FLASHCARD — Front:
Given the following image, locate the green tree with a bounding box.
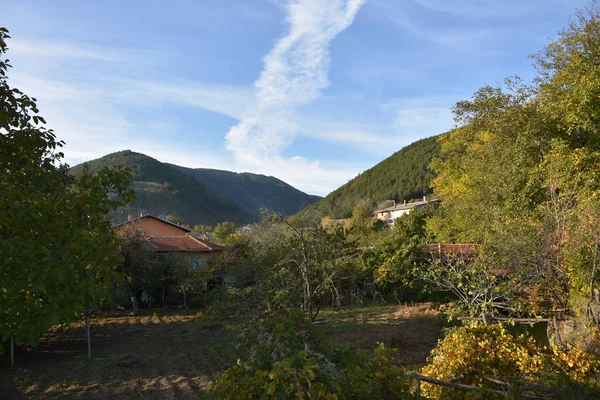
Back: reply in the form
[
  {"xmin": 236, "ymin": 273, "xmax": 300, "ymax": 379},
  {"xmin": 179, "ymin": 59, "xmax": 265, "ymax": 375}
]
[
  {"xmin": 362, "ymin": 207, "xmax": 434, "ymax": 301},
  {"xmin": 192, "ymin": 224, "xmax": 213, "ymax": 235},
  {"xmin": 213, "ymin": 221, "xmax": 238, "ymax": 243},
  {"xmin": 427, "ymin": 5, "xmax": 600, "ymax": 329},
  {"xmin": 0, "ymin": 28, "xmax": 134, "ymax": 349},
  {"xmin": 165, "ymin": 214, "xmax": 188, "ymax": 228},
  {"xmin": 349, "ymin": 200, "xmax": 373, "ymax": 235}
]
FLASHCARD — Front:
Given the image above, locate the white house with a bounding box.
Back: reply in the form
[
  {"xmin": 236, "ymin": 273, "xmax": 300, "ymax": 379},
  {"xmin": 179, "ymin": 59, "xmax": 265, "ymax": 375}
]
[{"xmin": 373, "ymin": 197, "xmax": 440, "ymax": 225}]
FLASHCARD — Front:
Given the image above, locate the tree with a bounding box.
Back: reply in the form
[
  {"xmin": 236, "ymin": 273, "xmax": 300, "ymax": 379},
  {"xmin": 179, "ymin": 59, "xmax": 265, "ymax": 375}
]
[
  {"xmin": 213, "ymin": 221, "xmax": 238, "ymax": 243},
  {"xmin": 363, "ymin": 207, "xmax": 434, "ymax": 301},
  {"xmin": 192, "ymin": 224, "xmax": 213, "ymax": 235},
  {"xmin": 0, "ymin": 28, "xmax": 134, "ymax": 349},
  {"xmin": 427, "ymin": 5, "xmax": 600, "ymax": 334},
  {"xmin": 349, "ymin": 200, "xmax": 373, "ymax": 235},
  {"xmin": 218, "ymin": 211, "xmax": 359, "ymax": 322},
  {"xmin": 165, "ymin": 214, "xmax": 189, "ymax": 228}
]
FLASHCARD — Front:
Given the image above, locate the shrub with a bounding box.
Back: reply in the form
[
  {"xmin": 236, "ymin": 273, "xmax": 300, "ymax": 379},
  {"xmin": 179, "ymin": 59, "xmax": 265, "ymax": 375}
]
[
  {"xmin": 420, "ymin": 323, "xmax": 544, "ymax": 399},
  {"xmin": 208, "ymin": 310, "xmax": 412, "ymax": 399}
]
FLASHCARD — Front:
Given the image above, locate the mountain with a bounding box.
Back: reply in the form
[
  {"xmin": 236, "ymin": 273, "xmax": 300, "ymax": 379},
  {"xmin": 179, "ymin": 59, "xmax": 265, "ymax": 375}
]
[
  {"xmin": 171, "ymin": 165, "xmax": 321, "ymax": 217},
  {"xmin": 70, "ymin": 151, "xmax": 256, "ymax": 226},
  {"xmin": 70, "ymin": 150, "xmax": 321, "ymax": 225},
  {"xmin": 314, "ymin": 135, "xmax": 441, "ymax": 219}
]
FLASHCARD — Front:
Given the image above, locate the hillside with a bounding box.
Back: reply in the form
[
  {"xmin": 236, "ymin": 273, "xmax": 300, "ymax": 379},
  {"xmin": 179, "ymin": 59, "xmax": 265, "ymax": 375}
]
[
  {"xmin": 70, "ymin": 151, "xmax": 256, "ymax": 226},
  {"xmin": 171, "ymin": 166, "xmax": 321, "ymax": 217},
  {"xmin": 315, "ymin": 135, "xmax": 441, "ymax": 218}
]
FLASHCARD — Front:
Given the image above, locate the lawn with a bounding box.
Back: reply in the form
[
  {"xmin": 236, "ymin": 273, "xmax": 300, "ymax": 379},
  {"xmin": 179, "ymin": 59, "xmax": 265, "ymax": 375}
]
[{"xmin": 0, "ymin": 304, "xmax": 449, "ymax": 399}]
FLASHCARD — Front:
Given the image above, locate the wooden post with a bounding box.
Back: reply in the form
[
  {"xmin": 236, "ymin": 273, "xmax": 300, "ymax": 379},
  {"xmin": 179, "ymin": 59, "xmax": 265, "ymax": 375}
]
[
  {"xmin": 10, "ymin": 336, "xmax": 14, "ymax": 367},
  {"xmin": 86, "ymin": 313, "xmax": 91, "ymax": 360},
  {"xmin": 415, "ymin": 376, "xmax": 421, "ymax": 399}
]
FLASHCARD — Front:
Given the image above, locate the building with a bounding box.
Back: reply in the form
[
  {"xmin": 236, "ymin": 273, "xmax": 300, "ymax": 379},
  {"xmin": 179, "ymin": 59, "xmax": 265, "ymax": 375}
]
[
  {"xmin": 373, "ymin": 197, "xmax": 440, "ymax": 225},
  {"xmin": 114, "ymin": 214, "xmax": 191, "ymax": 237},
  {"xmin": 114, "ymin": 214, "xmax": 224, "ymax": 270}
]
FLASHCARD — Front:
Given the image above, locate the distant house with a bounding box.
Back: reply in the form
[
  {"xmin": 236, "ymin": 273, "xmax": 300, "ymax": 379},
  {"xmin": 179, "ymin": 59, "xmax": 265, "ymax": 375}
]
[
  {"xmin": 113, "ymin": 214, "xmax": 224, "ymax": 270},
  {"xmin": 373, "ymin": 197, "xmax": 440, "ymax": 226},
  {"xmin": 114, "ymin": 214, "xmax": 191, "ymax": 237}
]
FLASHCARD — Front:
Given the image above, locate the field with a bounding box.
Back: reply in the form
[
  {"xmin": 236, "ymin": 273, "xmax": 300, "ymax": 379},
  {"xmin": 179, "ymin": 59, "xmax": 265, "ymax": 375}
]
[{"xmin": 0, "ymin": 304, "xmax": 448, "ymax": 399}]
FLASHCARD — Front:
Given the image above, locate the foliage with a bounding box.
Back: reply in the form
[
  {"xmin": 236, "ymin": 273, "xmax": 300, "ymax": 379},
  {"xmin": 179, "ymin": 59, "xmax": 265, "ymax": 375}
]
[
  {"xmin": 216, "ymin": 211, "xmax": 362, "ymax": 322},
  {"xmin": 427, "ymin": 5, "xmax": 600, "ymax": 326},
  {"xmin": 0, "ymin": 28, "xmax": 134, "ymax": 349},
  {"xmin": 164, "ymin": 214, "xmax": 188, "ymax": 228},
  {"xmin": 348, "ymin": 200, "xmax": 373, "ymax": 235},
  {"xmin": 421, "ymin": 323, "xmax": 600, "ymax": 399},
  {"xmin": 363, "ymin": 207, "xmax": 434, "ymax": 292},
  {"xmin": 420, "ymin": 323, "xmax": 545, "ymax": 399},
  {"xmin": 208, "ymin": 311, "xmax": 412, "ymax": 399},
  {"xmin": 212, "ymin": 221, "xmax": 238, "ymax": 244},
  {"xmin": 70, "ymin": 150, "xmax": 256, "ymax": 226},
  {"xmin": 173, "ymin": 165, "xmax": 321, "ymax": 217},
  {"xmin": 314, "ymin": 135, "xmax": 440, "ymax": 219},
  {"xmin": 192, "ymin": 224, "xmax": 213, "ymax": 234}
]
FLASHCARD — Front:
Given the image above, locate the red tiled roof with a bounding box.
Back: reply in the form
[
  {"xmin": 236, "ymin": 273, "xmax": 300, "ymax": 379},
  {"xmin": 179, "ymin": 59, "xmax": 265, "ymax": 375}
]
[
  {"xmin": 146, "ymin": 236, "xmax": 224, "ymax": 252},
  {"xmin": 113, "ymin": 215, "xmax": 191, "ymax": 232}
]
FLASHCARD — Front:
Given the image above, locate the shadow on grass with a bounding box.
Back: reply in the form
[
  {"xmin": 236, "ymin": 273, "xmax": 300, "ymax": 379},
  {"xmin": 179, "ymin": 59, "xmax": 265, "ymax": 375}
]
[
  {"xmin": 315, "ymin": 304, "xmax": 453, "ymax": 369},
  {"xmin": 0, "ymin": 309, "xmax": 239, "ymax": 400}
]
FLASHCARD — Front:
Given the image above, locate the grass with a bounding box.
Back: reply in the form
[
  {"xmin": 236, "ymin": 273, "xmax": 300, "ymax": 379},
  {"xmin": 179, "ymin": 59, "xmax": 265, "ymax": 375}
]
[
  {"xmin": 316, "ymin": 303, "xmax": 450, "ymax": 369},
  {"xmin": 0, "ymin": 303, "xmax": 449, "ymax": 399}
]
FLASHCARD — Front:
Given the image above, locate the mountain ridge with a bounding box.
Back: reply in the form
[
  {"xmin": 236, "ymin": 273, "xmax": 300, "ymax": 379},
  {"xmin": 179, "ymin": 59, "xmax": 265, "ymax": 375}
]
[{"xmin": 70, "ymin": 150, "xmax": 320, "ymax": 225}]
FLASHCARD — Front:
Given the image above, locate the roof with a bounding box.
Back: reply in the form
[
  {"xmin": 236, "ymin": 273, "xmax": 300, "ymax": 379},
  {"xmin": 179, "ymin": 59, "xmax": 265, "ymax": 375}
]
[
  {"xmin": 113, "ymin": 215, "xmax": 191, "ymax": 233},
  {"xmin": 374, "ymin": 199, "xmax": 440, "ymax": 214},
  {"xmin": 146, "ymin": 236, "xmax": 224, "ymax": 252},
  {"xmin": 423, "ymin": 243, "xmax": 479, "ymax": 258}
]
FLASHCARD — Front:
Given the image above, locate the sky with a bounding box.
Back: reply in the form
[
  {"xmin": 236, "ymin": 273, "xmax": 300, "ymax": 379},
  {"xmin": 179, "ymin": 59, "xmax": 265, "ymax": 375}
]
[{"xmin": 3, "ymin": 0, "xmax": 588, "ymax": 196}]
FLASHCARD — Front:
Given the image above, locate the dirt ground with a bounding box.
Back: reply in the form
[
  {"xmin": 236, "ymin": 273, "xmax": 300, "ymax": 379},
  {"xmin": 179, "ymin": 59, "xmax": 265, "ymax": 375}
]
[{"xmin": 0, "ymin": 304, "xmax": 448, "ymax": 399}]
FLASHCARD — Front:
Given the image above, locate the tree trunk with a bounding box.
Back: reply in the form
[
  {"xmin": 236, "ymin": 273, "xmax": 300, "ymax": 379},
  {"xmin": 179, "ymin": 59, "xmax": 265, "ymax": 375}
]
[{"xmin": 130, "ymin": 294, "xmax": 139, "ymax": 314}]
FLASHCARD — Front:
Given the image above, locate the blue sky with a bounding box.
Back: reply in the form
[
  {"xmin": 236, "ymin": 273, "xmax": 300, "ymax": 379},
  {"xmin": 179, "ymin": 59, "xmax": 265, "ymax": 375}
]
[{"xmin": 3, "ymin": 0, "xmax": 586, "ymax": 195}]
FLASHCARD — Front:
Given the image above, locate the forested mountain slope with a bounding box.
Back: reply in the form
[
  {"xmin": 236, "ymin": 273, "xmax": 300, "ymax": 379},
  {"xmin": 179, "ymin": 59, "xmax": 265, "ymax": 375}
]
[
  {"xmin": 70, "ymin": 151, "xmax": 256, "ymax": 226},
  {"xmin": 315, "ymin": 135, "xmax": 441, "ymax": 218},
  {"xmin": 172, "ymin": 165, "xmax": 321, "ymax": 217}
]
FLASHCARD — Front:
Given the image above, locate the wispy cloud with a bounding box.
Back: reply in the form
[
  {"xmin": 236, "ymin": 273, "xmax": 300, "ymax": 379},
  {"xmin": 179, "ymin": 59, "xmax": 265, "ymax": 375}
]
[
  {"xmin": 382, "ymin": 96, "xmax": 456, "ymax": 137},
  {"xmin": 225, "ymin": 0, "xmax": 365, "ymax": 159},
  {"xmin": 413, "ymin": 0, "xmax": 536, "ymax": 18},
  {"xmin": 9, "ymin": 39, "xmax": 152, "ymax": 63}
]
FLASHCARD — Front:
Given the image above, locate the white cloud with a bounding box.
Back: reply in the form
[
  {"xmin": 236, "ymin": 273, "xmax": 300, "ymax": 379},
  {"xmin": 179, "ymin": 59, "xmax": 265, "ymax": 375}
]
[
  {"xmin": 9, "ymin": 39, "xmax": 148, "ymax": 63},
  {"xmin": 382, "ymin": 96, "xmax": 456, "ymax": 137},
  {"xmin": 413, "ymin": 0, "xmax": 536, "ymax": 18},
  {"xmin": 225, "ymin": 0, "xmax": 365, "ymax": 158}
]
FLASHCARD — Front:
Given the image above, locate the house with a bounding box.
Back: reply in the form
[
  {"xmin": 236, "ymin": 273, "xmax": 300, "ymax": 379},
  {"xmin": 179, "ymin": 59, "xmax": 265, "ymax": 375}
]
[
  {"xmin": 373, "ymin": 197, "xmax": 440, "ymax": 226},
  {"xmin": 146, "ymin": 235, "xmax": 224, "ymax": 270},
  {"xmin": 114, "ymin": 214, "xmax": 191, "ymax": 237},
  {"xmin": 114, "ymin": 214, "xmax": 224, "ymax": 270}
]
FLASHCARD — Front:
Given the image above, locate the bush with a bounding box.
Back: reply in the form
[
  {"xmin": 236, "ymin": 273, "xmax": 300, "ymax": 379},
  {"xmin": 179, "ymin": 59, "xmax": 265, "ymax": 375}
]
[
  {"xmin": 420, "ymin": 323, "xmax": 544, "ymax": 399},
  {"xmin": 208, "ymin": 310, "xmax": 412, "ymax": 399},
  {"xmin": 421, "ymin": 323, "xmax": 600, "ymax": 399}
]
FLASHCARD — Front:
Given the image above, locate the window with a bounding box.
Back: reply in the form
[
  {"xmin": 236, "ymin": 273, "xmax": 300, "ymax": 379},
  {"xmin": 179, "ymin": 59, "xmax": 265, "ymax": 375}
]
[{"xmin": 190, "ymin": 255, "xmax": 203, "ymax": 270}]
